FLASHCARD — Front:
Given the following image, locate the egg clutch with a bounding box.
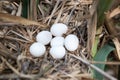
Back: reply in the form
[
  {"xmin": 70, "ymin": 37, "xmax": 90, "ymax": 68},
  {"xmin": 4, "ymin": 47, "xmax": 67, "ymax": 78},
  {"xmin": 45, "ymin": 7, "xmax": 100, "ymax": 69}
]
[{"xmin": 29, "ymin": 23, "xmax": 79, "ymax": 59}]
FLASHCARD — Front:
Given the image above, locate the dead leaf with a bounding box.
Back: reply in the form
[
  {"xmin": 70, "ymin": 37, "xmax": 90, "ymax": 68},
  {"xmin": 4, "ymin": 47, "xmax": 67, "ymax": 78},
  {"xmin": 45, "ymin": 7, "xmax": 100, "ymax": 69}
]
[
  {"xmin": 112, "ymin": 38, "xmax": 120, "ymax": 59},
  {"xmin": 109, "ymin": 6, "xmax": 120, "ymax": 18},
  {"xmin": 0, "ymin": 12, "xmax": 48, "ymax": 29}
]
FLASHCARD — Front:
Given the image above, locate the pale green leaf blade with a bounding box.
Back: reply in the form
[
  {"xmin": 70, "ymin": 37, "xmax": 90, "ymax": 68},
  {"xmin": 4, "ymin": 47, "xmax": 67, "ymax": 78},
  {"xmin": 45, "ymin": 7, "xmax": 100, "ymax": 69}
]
[{"xmin": 93, "ymin": 42, "xmax": 115, "ymax": 80}]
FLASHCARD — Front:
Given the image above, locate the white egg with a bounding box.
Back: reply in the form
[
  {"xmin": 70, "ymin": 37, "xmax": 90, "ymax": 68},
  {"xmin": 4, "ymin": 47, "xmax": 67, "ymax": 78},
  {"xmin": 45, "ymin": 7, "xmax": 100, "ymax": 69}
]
[
  {"xmin": 50, "ymin": 37, "xmax": 64, "ymax": 47},
  {"xmin": 36, "ymin": 31, "xmax": 52, "ymax": 45},
  {"xmin": 50, "ymin": 23, "xmax": 68, "ymax": 36},
  {"xmin": 50, "ymin": 46, "xmax": 66, "ymax": 59},
  {"xmin": 29, "ymin": 42, "xmax": 46, "ymax": 57},
  {"xmin": 64, "ymin": 34, "xmax": 79, "ymax": 51}
]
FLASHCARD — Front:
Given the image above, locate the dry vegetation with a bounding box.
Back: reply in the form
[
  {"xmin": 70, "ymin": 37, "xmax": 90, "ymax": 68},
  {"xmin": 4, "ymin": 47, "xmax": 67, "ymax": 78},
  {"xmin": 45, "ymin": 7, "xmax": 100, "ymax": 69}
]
[{"xmin": 0, "ymin": 0, "xmax": 119, "ymax": 80}]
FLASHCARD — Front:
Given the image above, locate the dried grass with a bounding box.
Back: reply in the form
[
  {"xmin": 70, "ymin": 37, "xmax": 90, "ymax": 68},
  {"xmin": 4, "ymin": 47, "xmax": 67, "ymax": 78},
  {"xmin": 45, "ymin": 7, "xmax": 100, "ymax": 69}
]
[{"xmin": 0, "ymin": 0, "xmax": 119, "ymax": 80}]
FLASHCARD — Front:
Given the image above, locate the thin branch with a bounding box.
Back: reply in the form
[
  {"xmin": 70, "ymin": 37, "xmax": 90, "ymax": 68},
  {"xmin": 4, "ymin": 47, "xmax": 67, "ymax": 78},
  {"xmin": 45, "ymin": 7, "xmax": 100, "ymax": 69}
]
[{"xmin": 89, "ymin": 61, "xmax": 120, "ymax": 65}]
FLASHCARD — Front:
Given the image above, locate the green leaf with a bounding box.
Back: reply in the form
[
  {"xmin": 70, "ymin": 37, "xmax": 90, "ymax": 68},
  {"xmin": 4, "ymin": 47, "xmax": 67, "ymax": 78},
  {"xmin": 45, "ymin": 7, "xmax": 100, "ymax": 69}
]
[
  {"xmin": 92, "ymin": 27, "xmax": 102, "ymax": 57},
  {"xmin": 97, "ymin": 0, "xmax": 113, "ymax": 27},
  {"xmin": 92, "ymin": 36, "xmax": 99, "ymax": 57},
  {"xmin": 22, "ymin": 0, "xmax": 30, "ymax": 18},
  {"xmin": 92, "ymin": 0, "xmax": 113, "ymax": 57},
  {"xmin": 93, "ymin": 42, "xmax": 115, "ymax": 80},
  {"xmin": 36, "ymin": 0, "xmax": 40, "ymax": 6}
]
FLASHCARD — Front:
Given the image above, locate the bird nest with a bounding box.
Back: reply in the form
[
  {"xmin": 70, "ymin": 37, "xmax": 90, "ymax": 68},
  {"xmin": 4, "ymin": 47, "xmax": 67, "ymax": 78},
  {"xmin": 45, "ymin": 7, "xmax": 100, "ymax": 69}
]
[{"xmin": 0, "ymin": 0, "xmax": 96, "ymax": 80}]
